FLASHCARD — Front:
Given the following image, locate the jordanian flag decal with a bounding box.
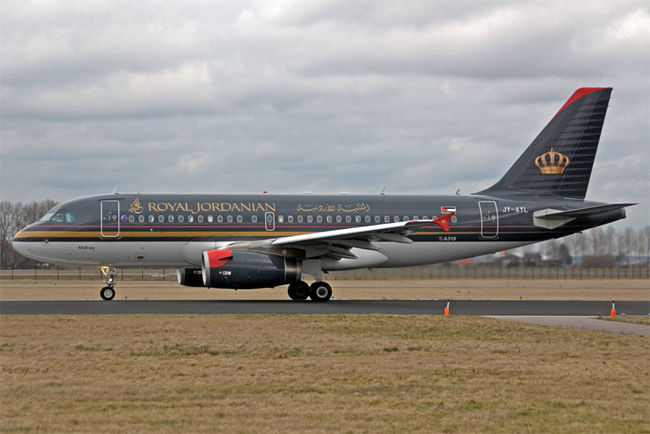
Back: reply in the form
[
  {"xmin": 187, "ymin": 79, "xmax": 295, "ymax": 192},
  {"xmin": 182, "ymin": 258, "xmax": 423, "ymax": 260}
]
[{"xmin": 441, "ymin": 206, "xmax": 456, "ymax": 214}]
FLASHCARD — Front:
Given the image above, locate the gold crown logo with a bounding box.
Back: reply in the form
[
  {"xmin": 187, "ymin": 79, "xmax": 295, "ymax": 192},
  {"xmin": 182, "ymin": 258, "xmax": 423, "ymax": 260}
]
[{"xmin": 535, "ymin": 147, "xmax": 569, "ymax": 175}]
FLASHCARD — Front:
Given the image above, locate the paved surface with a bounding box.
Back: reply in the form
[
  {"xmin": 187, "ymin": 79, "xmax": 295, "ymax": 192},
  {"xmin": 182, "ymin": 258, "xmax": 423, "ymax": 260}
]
[
  {"xmin": 491, "ymin": 316, "xmax": 650, "ymax": 337},
  {"xmin": 1, "ymin": 299, "xmax": 648, "ymax": 316}
]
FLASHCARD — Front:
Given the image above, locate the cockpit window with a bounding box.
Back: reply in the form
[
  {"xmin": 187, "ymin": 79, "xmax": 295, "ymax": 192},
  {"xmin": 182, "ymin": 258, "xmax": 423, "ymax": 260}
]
[{"xmin": 40, "ymin": 211, "xmax": 76, "ymax": 223}]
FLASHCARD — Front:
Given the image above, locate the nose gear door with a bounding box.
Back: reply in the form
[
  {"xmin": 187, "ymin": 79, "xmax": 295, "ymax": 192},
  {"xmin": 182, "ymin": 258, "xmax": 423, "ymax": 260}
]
[{"xmin": 101, "ymin": 200, "xmax": 120, "ymax": 238}]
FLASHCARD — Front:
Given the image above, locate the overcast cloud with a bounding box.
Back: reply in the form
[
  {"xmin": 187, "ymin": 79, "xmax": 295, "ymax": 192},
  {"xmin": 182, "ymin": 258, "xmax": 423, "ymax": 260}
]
[{"xmin": 1, "ymin": 0, "xmax": 648, "ymax": 229}]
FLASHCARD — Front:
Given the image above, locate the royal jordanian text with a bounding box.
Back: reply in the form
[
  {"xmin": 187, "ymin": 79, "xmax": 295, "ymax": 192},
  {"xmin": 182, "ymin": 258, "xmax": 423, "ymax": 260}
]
[{"xmin": 146, "ymin": 202, "xmax": 276, "ymax": 214}]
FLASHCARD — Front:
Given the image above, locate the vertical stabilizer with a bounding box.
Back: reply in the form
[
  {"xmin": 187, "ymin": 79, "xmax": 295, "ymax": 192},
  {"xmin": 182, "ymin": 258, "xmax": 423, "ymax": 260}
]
[{"xmin": 478, "ymin": 87, "xmax": 612, "ymax": 199}]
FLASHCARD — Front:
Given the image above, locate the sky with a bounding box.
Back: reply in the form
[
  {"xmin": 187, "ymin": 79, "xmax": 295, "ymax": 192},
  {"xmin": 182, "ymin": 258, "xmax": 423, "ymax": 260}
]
[{"xmin": 1, "ymin": 0, "xmax": 649, "ymax": 230}]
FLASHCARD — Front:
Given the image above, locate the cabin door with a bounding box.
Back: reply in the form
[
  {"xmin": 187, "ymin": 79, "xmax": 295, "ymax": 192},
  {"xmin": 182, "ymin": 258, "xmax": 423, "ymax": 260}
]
[
  {"xmin": 100, "ymin": 200, "xmax": 121, "ymax": 238},
  {"xmin": 478, "ymin": 201, "xmax": 498, "ymax": 238}
]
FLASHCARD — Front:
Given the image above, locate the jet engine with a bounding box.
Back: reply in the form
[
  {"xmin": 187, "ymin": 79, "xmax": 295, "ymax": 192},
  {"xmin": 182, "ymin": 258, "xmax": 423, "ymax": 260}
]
[
  {"xmin": 177, "ymin": 268, "xmax": 204, "ymax": 287},
  {"xmin": 201, "ymin": 249, "xmax": 301, "ymax": 289}
]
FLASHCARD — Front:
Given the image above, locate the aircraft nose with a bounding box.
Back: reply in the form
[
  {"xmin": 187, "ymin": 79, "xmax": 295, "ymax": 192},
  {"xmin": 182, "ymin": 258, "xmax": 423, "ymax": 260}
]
[{"xmin": 11, "ymin": 228, "xmax": 34, "ymax": 258}]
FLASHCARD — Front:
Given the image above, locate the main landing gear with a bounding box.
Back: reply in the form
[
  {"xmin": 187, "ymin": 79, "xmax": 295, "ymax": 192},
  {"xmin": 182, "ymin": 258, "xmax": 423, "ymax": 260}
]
[
  {"xmin": 288, "ymin": 280, "xmax": 332, "ymax": 302},
  {"xmin": 100, "ymin": 266, "xmax": 117, "ymax": 301}
]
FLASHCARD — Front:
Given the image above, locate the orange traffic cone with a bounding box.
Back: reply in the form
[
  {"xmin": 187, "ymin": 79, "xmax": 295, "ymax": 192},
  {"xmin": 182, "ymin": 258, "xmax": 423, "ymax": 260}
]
[
  {"xmin": 444, "ymin": 299, "xmax": 450, "ymax": 316},
  {"xmin": 610, "ymin": 300, "xmax": 616, "ymax": 317}
]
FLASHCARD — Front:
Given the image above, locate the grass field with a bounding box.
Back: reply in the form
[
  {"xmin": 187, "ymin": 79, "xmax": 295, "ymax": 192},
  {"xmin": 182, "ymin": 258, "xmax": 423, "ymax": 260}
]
[
  {"xmin": 1, "ymin": 278, "xmax": 649, "ymax": 301},
  {"xmin": 1, "ymin": 315, "xmax": 648, "ymax": 433}
]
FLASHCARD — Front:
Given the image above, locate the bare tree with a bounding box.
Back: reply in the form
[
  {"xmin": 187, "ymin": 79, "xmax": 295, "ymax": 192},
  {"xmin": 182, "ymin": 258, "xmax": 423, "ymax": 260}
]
[
  {"xmin": 619, "ymin": 227, "xmax": 636, "ymax": 266},
  {"xmin": 0, "ymin": 200, "xmax": 58, "ymax": 268},
  {"xmin": 603, "ymin": 226, "xmax": 617, "ymax": 256},
  {"xmin": 575, "ymin": 233, "xmax": 587, "ymax": 264},
  {"xmin": 563, "ymin": 233, "xmax": 578, "ymax": 264},
  {"xmin": 640, "ymin": 225, "xmax": 650, "ymax": 260},
  {"xmin": 587, "ymin": 227, "xmax": 605, "ymax": 255}
]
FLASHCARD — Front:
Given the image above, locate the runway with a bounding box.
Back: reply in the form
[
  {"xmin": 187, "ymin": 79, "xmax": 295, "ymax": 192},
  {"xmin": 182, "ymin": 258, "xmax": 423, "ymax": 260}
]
[{"xmin": 1, "ymin": 299, "xmax": 648, "ymax": 316}]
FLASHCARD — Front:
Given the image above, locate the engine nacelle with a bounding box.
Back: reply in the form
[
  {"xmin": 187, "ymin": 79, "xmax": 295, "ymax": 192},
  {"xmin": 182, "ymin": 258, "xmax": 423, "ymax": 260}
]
[
  {"xmin": 177, "ymin": 268, "xmax": 204, "ymax": 287},
  {"xmin": 201, "ymin": 249, "xmax": 301, "ymax": 289}
]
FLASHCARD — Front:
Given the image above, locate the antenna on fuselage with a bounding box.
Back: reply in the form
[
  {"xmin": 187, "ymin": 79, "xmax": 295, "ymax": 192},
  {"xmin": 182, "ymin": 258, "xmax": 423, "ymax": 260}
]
[{"xmin": 112, "ymin": 185, "xmax": 120, "ymax": 194}]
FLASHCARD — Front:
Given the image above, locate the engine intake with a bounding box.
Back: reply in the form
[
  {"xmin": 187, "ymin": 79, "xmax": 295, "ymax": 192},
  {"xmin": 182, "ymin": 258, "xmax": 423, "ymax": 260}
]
[{"xmin": 201, "ymin": 249, "xmax": 301, "ymax": 289}]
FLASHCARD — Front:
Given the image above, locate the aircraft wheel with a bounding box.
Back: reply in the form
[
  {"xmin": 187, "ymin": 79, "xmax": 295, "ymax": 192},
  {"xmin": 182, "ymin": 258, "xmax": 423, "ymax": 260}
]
[
  {"xmin": 309, "ymin": 281, "xmax": 332, "ymax": 302},
  {"xmin": 288, "ymin": 281, "xmax": 310, "ymax": 300},
  {"xmin": 100, "ymin": 286, "xmax": 115, "ymax": 301}
]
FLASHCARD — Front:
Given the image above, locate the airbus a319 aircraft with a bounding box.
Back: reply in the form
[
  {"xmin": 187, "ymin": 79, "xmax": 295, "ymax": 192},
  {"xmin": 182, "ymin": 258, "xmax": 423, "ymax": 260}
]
[{"xmin": 13, "ymin": 87, "xmax": 634, "ymax": 302}]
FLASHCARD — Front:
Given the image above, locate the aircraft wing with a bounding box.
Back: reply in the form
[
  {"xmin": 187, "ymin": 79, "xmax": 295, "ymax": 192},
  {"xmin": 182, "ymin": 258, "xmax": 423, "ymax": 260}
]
[{"xmin": 237, "ymin": 213, "xmax": 454, "ymax": 261}]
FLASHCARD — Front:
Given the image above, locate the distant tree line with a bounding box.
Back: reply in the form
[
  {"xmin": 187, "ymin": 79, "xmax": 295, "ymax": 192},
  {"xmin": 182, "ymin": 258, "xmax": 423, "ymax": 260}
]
[
  {"xmin": 0, "ymin": 199, "xmax": 648, "ymax": 269},
  {"xmin": 529, "ymin": 225, "xmax": 650, "ymax": 267},
  {"xmin": 0, "ymin": 200, "xmax": 58, "ymax": 268}
]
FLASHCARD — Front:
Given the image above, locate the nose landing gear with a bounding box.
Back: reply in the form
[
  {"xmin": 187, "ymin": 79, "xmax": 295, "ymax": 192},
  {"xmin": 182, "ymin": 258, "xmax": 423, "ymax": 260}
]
[{"xmin": 100, "ymin": 266, "xmax": 117, "ymax": 301}]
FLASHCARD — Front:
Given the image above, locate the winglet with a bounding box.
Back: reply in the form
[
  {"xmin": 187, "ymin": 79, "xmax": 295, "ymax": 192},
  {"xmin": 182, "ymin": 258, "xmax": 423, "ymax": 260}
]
[{"xmin": 433, "ymin": 212, "xmax": 455, "ymax": 232}]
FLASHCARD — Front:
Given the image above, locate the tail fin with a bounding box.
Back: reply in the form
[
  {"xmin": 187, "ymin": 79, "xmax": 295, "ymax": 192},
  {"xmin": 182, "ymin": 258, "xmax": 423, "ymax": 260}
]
[{"xmin": 477, "ymin": 87, "xmax": 612, "ymax": 199}]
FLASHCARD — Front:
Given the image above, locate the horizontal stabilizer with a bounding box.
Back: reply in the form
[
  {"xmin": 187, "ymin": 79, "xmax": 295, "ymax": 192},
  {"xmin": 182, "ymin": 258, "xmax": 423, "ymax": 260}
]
[{"xmin": 533, "ymin": 203, "xmax": 635, "ymax": 229}]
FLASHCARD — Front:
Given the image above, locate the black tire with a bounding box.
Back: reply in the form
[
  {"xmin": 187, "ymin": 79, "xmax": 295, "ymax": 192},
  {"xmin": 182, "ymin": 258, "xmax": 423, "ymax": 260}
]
[
  {"xmin": 288, "ymin": 281, "xmax": 310, "ymax": 300},
  {"xmin": 100, "ymin": 286, "xmax": 115, "ymax": 301},
  {"xmin": 309, "ymin": 281, "xmax": 332, "ymax": 302}
]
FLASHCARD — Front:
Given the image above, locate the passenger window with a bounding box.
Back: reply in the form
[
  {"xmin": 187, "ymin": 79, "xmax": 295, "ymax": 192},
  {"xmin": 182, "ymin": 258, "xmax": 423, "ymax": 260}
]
[
  {"xmin": 178, "ymin": 215, "xmax": 184, "ymax": 223},
  {"xmin": 394, "ymin": 216, "xmax": 400, "ymax": 222},
  {"xmin": 139, "ymin": 215, "xmax": 145, "ymax": 223},
  {"xmin": 365, "ymin": 216, "xmax": 371, "ymax": 223},
  {"xmin": 297, "ymin": 215, "xmax": 303, "ymax": 223},
  {"xmin": 384, "ymin": 216, "xmax": 390, "ymax": 223},
  {"xmin": 278, "ymin": 215, "xmax": 284, "ymax": 223},
  {"xmin": 403, "ymin": 216, "xmax": 409, "ymax": 221},
  {"xmin": 316, "ymin": 215, "xmax": 322, "ymax": 223},
  {"xmin": 336, "ymin": 215, "xmax": 342, "ymax": 223},
  {"xmin": 168, "ymin": 215, "xmax": 174, "ymax": 223},
  {"xmin": 208, "ymin": 215, "xmax": 214, "ymax": 223},
  {"xmin": 227, "ymin": 215, "xmax": 233, "ymax": 223},
  {"xmin": 287, "ymin": 215, "xmax": 294, "ymax": 223},
  {"xmin": 252, "ymin": 215, "xmax": 258, "ymax": 223},
  {"xmin": 158, "ymin": 215, "xmax": 165, "ymax": 223},
  {"xmin": 149, "ymin": 215, "xmax": 155, "ymax": 223},
  {"xmin": 423, "ymin": 216, "xmax": 428, "ymax": 221},
  {"xmin": 217, "ymin": 215, "xmax": 223, "ymax": 223},
  {"xmin": 355, "ymin": 216, "xmax": 361, "ymax": 223},
  {"xmin": 346, "ymin": 216, "xmax": 351, "ymax": 223},
  {"xmin": 326, "ymin": 215, "xmax": 332, "ymax": 223},
  {"xmin": 307, "ymin": 216, "xmax": 313, "ymax": 223},
  {"xmin": 237, "ymin": 215, "xmax": 243, "ymax": 223},
  {"xmin": 198, "ymin": 215, "xmax": 204, "ymax": 223},
  {"xmin": 188, "ymin": 215, "xmax": 194, "ymax": 223},
  {"xmin": 128, "ymin": 215, "xmax": 135, "ymax": 223}
]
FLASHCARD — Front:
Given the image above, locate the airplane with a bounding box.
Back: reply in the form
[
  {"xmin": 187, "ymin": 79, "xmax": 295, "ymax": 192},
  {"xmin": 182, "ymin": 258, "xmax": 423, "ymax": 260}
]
[{"xmin": 12, "ymin": 87, "xmax": 634, "ymax": 302}]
